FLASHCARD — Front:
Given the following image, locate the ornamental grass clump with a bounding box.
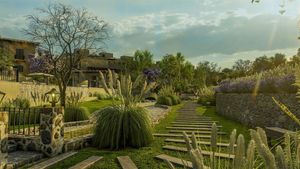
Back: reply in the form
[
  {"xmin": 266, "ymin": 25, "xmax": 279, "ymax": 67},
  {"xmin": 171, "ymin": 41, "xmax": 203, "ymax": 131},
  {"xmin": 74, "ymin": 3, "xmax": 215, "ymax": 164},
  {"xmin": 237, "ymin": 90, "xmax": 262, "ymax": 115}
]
[
  {"xmin": 166, "ymin": 126, "xmax": 300, "ymax": 169},
  {"xmin": 157, "ymin": 85, "xmax": 181, "ymax": 106},
  {"xmin": 93, "ymin": 70, "xmax": 155, "ymax": 150}
]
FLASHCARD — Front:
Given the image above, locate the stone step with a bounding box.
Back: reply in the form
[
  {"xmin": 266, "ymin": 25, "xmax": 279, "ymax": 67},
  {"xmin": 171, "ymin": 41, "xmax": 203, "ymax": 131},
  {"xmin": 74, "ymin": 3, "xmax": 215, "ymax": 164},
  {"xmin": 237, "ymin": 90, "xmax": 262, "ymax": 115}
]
[
  {"xmin": 172, "ymin": 122, "xmax": 218, "ymax": 125},
  {"xmin": 7, "ymin": 151, "xmax": 44, "ymax": 169},
  {"xmin": 175, "ymin": 119, "xmax": 214, "ymax": 122},
  {"xmin": 28, "ymin": 151, "xmax": 78, "ymax": 169},
  {"xmin": 165, "ymin": 138, "xmax": 234, "ymax": 147},
  {"xmin": 155, "ymin": 154, "xmax": 193, "ymax": 168},
  {"xmin": 172, "ymin": 124, "xmax": 222, "ymax": 128},
  {"xmin": 162, "ymin": 145, "xmax": 235, "ymax": 159},
  {"xmin": 68, "ymin": 156, "xmax": 103, "ymax": 169},
  {"xmin": 166, "ymin": 127, "xmax": 219, "ymax": 131},
  {"xmin": 153, "ymin": 133, "xmax": 211, "ymax": 139},
  {"xmin": 117, "ymin": 156, "xmax": 138, "ymax": 169},
  {"xmin": 169, "ymin": 130, "xmax": 226, "ymax": 135}
]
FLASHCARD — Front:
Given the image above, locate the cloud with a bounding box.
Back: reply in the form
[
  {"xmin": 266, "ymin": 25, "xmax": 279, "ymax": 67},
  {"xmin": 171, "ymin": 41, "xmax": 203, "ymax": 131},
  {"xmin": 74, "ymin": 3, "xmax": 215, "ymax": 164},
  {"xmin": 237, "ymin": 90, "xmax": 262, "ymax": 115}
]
[{"xmin": 108, "ymin": 12, "xmax": 299, "ymax": 66}]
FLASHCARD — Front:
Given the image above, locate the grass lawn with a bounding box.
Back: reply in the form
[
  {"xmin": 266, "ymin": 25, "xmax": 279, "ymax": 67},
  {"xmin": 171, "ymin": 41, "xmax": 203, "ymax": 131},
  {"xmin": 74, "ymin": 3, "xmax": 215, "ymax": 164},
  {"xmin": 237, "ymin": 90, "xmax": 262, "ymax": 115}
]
[
  {"xmin": 196, "ymin": 105, "xmax": 251, "ymax": 142},
  {"xmin": 79, "ymin": 99, "xmax": 115, "ymax": 115},
  {"xmin": 47, "ymin": 104, "xmax": 190, "ymax": 169}
]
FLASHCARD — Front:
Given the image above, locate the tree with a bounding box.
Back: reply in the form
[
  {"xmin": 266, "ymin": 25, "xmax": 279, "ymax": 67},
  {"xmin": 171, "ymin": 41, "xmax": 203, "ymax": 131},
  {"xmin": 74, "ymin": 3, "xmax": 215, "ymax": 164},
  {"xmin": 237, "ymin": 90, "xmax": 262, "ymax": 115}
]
[
  {"xmin": 252, "ymin": 55, "xmax": 273, "ymax": 73},
  {"xmin": 25, "ymin": 3, "xmax": 109, "ymax": 106},
  {"xmin": 271, "ymin": 53, "xmax": 286, "ymax": 67},
  {"xmin": 232, "ymin": 59, "xmax": 252, "ymax": 77},
  {"xmin": 0, "ymin": 48, "xmax": 13, "ymax": 70},
  {"xmin": 132, "ymin": 50, "xmax": 154, "ymax": 77}
]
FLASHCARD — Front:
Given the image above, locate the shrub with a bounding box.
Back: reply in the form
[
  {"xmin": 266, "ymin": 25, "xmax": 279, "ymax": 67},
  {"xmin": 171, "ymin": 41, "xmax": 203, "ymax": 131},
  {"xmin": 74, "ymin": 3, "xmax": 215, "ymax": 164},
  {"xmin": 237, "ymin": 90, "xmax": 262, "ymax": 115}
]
[
  {"xmin": 2, "ymin": 98, "xmax": 31, "ymax": 109},
  {"xmin": 169, "ymin": 95, "xmax": 181, "ymax": 105},
  {"xmin": 197, "ymin": 87, "xmax": 215, "ymax": 106},
  {"xmin": 216, "ymin": 65, "xmax": 297, "ymax": 94},
  {"xmin": 93, "ymin": 105, "xmax": 153, "ymax": 149},
  {"xmin": 64, "ymin": 106, "xmax": 89, "ymax": 122},
  {"xmin": 146, "ymin": 93, "xmax": 158, "ymax": 100},
  {"xmin": 157, "ymin": 96, "xmax": 173, "ymax": 106},
  {"xmin": 95, "ymin": 93, "xmax": 108, "ymax": 100}
]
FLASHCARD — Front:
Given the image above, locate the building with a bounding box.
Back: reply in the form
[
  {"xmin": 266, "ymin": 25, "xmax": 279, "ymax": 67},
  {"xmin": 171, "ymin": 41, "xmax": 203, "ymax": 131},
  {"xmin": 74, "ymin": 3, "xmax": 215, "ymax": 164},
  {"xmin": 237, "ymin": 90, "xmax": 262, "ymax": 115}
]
[
  {"xmin": 71, "ymin": 51, "xmax": 125, "ymax": 87},
  {"xmin": 0, "ymin": 37, "xmax": 39, "ymax": 80}
]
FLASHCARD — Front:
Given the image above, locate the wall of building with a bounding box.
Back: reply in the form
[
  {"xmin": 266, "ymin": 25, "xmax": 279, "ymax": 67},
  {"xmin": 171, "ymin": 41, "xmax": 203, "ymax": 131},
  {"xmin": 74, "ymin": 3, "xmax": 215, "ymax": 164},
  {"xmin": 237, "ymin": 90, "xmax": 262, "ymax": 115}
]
[
  {"xmin": 0, "ymin": 39, "xmax": 37, "ymax": 74},
  {"xmin": 216, "ymin": 93, "xmax": 300, "ymax": 130}
]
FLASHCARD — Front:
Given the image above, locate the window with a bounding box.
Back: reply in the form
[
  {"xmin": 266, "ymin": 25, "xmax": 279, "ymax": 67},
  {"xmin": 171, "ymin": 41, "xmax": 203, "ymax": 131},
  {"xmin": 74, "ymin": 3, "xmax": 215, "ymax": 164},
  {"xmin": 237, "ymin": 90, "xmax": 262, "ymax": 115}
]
[{"xmin": 15, "ymin": 49, "xmax": 25, "ymax": 60}]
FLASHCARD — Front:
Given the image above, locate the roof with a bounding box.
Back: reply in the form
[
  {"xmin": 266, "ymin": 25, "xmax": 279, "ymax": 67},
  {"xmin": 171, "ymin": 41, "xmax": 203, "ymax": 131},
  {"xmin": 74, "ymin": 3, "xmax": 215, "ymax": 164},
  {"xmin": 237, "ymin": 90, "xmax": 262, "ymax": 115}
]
[{"xmin": 0, "ymin": 37, "xmax": 39, "ymax": 45}]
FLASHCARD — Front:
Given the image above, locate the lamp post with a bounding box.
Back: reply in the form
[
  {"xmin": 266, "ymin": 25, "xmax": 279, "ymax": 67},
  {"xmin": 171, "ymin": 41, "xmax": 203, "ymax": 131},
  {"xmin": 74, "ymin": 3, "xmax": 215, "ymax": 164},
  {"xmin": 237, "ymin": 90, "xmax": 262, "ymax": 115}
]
[
  {"xmin": 0, "ymin": 90, "xmax": 6, "ymax": 104},
  {"xmin": 45, "ymin": 88, "xmax": 60, "ymax": 107}
]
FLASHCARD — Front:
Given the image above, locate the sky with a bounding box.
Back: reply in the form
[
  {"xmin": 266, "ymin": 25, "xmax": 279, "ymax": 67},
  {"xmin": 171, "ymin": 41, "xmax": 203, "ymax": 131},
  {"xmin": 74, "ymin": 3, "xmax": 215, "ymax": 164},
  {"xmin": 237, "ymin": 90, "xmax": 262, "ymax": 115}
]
[{"xmin": 0, "ymin": 0, "xmax": 300, "ymax": 68}]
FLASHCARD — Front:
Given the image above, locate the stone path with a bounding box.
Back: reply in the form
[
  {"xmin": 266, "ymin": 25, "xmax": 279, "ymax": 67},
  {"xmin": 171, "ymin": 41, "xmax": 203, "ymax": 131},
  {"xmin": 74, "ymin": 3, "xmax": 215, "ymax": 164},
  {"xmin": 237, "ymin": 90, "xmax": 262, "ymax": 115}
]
[
  {"xmin": 69, "ymin": 156, "xmax": 103, "ymax": 169},
  {"xmin": 7, "ymin": 151, "xmax": 43, "ymax": 169},
  {"xmin": 28, "ymin": 151, "xmax": 78, "ymax": 169},
  {"xmin": 154, "ymin": 101, "xmax": 232, "ymax": 168},
  {"xmin": 117, "ymin": 156, "xmax": 138, "ymax": 169}
]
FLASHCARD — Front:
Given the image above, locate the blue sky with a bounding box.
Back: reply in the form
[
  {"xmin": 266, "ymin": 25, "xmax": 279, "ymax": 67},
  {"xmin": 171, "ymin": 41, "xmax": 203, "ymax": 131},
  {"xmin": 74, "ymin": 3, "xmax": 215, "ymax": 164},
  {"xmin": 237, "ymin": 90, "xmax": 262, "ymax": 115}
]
[{"xmin": 0, "ymin": 0, "xmax": 300, "ymax": 68}]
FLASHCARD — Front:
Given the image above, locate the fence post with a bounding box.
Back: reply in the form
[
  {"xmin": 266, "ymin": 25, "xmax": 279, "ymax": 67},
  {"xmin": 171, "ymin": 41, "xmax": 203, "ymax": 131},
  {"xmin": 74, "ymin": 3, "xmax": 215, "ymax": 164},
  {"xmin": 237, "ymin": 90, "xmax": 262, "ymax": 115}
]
[
  {"xmin": 0, "ymin": 111, "xmax": 8, "ymax": 169},
  {"xmin": 40, "ymin": 107, "xmax": 64, "ymax": 157}
]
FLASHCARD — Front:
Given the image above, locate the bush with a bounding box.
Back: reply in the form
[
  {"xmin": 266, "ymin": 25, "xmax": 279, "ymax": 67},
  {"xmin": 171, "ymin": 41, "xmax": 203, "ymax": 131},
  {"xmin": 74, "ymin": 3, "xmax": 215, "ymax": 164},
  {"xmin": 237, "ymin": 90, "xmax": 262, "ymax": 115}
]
[
  {"xmin": 157, "ymin": 96, "xmax": 173, "ymax": 106},
  {"xmin": 64, "ymin": 106, "xmax": 89, "ymax": 122},
  {"xmin": 169, "ymin": 95, "xmax": 181, "ymax": 105},
  {"xmin": 197, "ymin": 87, "xmax": 216, "ymax": 106},
  {"xmin": 216, "ymin": 65, "xmax": 297, "ymax": 94},
  {"xmin": 145, "ymin": 93, "xmax": 158, "ymax": 100},
  {"xmin": 2, "ymin": 98, "xmax": 31, "ymax": 109},
  {"xmin": 93, "ymin": 105, "xmax": 153, "ymax": 149}
]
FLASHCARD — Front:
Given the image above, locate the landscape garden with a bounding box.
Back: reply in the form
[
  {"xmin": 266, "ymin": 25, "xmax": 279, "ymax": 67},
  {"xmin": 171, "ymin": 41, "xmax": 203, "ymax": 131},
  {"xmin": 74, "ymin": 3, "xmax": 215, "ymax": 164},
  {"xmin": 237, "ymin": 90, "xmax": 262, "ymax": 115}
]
[{"xmin": 1, "ymin": 1, "xmax": 300, "ymax": 169}]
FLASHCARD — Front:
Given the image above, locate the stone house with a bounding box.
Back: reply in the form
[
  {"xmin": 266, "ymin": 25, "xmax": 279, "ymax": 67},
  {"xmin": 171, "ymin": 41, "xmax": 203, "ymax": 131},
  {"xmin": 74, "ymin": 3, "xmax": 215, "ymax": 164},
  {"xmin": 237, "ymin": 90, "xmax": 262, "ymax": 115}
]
[{"xmin": 0, "ymin": 37, "xmax": 39, "ymax": 80}]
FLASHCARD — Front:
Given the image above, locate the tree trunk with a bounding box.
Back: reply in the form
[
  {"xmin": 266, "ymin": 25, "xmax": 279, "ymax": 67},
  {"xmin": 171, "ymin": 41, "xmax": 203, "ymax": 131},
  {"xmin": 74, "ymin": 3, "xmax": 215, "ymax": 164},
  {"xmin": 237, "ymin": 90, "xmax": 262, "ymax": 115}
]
[{"xmin": 60, "ymin": 87, "xmax": 66, "ymax": 107}]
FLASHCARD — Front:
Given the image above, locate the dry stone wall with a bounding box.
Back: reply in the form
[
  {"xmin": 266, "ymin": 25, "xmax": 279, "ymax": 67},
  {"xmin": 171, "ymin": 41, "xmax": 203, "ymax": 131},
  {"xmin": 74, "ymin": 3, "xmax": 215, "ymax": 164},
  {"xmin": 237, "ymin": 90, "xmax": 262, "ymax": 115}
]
[{"xmin": 216, "ymin": 93, "xmax": 300, "ymax": 130}]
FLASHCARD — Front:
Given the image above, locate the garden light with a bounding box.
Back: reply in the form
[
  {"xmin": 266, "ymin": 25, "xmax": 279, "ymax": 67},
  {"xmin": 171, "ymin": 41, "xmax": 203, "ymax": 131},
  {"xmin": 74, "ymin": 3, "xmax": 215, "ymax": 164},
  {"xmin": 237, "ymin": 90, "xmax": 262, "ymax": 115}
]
[{"xmin": 45, "ymin": 88, "xmax": 60, "ymax": 107}]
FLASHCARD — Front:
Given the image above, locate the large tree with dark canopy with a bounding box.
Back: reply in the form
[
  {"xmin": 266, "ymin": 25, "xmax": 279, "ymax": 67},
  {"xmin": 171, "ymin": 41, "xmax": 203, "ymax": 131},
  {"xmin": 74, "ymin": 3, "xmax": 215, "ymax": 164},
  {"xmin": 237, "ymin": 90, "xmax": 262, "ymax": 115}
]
[{"xmin": 25, "ymin": 3, "xmax": 109, "ymax": 106}]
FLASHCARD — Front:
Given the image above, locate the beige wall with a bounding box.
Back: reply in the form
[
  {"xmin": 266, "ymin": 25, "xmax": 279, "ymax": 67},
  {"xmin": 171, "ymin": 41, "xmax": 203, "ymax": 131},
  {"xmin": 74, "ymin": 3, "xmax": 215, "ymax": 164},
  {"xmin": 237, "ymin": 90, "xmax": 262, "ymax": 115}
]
[{"xmin": 0, "ymin": 80, "xmax": 106, "ymax": 104}]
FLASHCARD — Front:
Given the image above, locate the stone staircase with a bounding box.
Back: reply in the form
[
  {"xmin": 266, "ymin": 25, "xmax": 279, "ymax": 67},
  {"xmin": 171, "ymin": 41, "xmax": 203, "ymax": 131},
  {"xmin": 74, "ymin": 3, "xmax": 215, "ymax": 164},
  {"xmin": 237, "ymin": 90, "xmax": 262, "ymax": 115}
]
[{"xmin": 154, "ymin": 101, "xmax": 233, "ymax": 168}]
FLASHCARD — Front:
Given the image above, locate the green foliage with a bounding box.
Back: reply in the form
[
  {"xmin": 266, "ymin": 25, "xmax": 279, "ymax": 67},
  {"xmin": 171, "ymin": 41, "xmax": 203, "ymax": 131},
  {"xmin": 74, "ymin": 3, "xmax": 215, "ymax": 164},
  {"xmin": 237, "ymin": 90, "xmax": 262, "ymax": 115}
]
[
  {"xmin": 168, "ymin": 127, "xmax": 300, "ymax": 169},
  {"xmin": 157, "ymin": 86, "xmax": 181, "ymax": 106},
  {"xmin": 64, "ymin": 106, "xmax": 89, "ymax": 122},
  {"xmin": 93, "ymin": 105, "xmax": 153, "ymax": 150},
  {"xmin": 99, "ymin": 70, "xmax": 156, "ymax": 106},
  {"xmin": 2, "ymin": 98, "xmax": 31, "ymax": 109},
  {"xmin": 146, "ymin": 93, "xmax": 158, "ymax": 100},
  {"xmin": 66, "ymin": 91, "xmax": 83, "ymax": 107},
  {"xmin": 157, "ymin": 96, "xmax": 173, "ymax": 106},
  {"xmin": 0, "ymin": 48, "xmax": 14, "ymax": 70},
  {"xmin": 197, "ymin": 87, "xmax": 215, "ymax": 106}
]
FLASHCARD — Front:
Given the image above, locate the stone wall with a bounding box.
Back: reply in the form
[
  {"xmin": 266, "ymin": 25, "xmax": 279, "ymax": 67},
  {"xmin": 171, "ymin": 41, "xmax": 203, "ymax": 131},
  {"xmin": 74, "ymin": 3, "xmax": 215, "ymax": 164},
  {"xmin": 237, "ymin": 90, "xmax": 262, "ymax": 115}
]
[
  {"xmin": 0, "ymin": 112, "xmax": 8, "ymax": 169},
  {"xmin": 216, "ymin": 93, "xmax": 300, "ymax": 130}
]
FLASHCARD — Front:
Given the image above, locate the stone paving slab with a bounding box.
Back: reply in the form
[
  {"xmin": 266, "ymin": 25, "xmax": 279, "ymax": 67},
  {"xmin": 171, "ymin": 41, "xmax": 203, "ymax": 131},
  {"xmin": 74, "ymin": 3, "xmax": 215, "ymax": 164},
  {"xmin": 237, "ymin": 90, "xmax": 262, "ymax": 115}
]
[
  {"xmin": 7, "ymin": 151, "xmax": 43, "ymax": 169},
  {"xmin": 165, "ymin": 138, "xmax": 234, "ymax": 147},
  {"xmin": 172, "ymin": 124, "xmax": 222, "ymax": 128},
  {"xmin": 172, "ymin": 121, "xmax": 218, "ymax": 125},
  {"xmin": 169, "ymin": 130, "xmax": 226, "ymax": 135},
  {"xmin": 117, "ymin": 156, "xmax": 138, "ymax": 169},
  {"xmin": 153, "ymin": 133, "xmax": 211, "ymax": 139},
  {"xmin": 29, "ymin": 151, "xmax": 78, "ymax": 169},
  {"xmin": 163, "ymin": 145, "xmax": 234, "ymax": 159},
  {"xmin": 166, "ymin": 127, "xmax": 218, "ymax": 131},
  {"xmin": 155, "ymin": 154, "xmax": 193, "ymax": 168},
  {"xmin": 69, "ymin": 156, "xmax": 103, "ymax": 169}
]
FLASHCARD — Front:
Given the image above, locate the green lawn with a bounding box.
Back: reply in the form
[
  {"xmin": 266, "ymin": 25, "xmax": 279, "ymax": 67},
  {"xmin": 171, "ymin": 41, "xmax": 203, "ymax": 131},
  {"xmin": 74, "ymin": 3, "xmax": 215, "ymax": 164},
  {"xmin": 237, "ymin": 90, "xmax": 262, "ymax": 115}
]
[
  {"xmin": 47, "ymin": 104, "xmax": 189, "ymax": 169},
  {"xmin": 79, "ymin": 99, "xmax": 115, "ymax": 115},
  {"xmin": 196, "ymin": 106, "xmax": 251, "ymax": 142}
]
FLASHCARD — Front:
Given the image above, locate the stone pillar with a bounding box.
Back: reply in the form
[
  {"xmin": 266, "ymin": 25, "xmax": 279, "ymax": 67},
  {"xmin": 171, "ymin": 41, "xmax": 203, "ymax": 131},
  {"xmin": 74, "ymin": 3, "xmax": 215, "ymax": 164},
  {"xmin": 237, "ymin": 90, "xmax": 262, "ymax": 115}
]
[
  {"xmin": 0, "ymin": 112, "xmax": 8, "ymax": 169},
  {"xmin": 40, "ymin": 107, "xmax": 64, "ymax": 157}
]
